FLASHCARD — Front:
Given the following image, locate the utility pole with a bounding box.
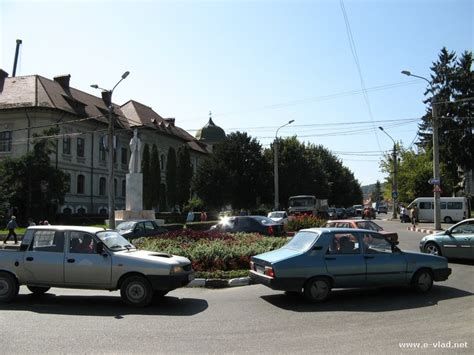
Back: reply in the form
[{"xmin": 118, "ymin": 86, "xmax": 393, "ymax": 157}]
[
  {"xmin": 378, "ymin": 126, "xmax": 398, "ymax": 219},
  {"xmin": 274, "ymin": 120, "xmax": 295, "ymax": 210}
]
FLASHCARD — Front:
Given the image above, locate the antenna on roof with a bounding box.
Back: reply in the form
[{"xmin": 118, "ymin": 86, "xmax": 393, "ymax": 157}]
[{"xmin": 12, "ymin": 39, "xmax": 22, "ymax": 77}]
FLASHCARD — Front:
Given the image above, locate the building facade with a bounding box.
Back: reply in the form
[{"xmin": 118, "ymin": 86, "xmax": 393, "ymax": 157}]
[{"xmin": 0, "ymin": 70, "xmax": 212, "ymax": 216}]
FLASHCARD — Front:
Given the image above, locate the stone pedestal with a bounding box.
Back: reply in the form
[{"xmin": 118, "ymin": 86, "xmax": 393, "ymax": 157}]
[{"xmin": 126, "ymin": 173, "xmax": 143, "ymax": 211}]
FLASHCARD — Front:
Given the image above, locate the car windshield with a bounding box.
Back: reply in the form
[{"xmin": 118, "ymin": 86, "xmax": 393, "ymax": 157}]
[
  {"xmin": 269, "ymin": 212, "xmax": 285, "ymax": 218},
  {"xmin": 284, "ymin": 231, "xmax": 319, "ymax": 251},
  {"xmin": 96, "ymin": 231, "xmax": 135, "ymax": 251},
  {"xmin": 355, "ymin": 221, "xmax": 383, "ymax": 231},
  {"xmin": 115, "ymin": 221, "xmax": 136, "ymax": 231}
]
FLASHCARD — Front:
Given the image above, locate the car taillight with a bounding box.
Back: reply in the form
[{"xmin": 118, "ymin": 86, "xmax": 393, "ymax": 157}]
[
  {"xmin": 268, "ymin": 226, "xmax": 274, "ymax": 235},
  {"xmin": 264, "ymin": 266, "xmax": 275, "ymax": 278}
]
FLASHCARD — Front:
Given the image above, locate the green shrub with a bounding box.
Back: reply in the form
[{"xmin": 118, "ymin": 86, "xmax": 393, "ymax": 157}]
[
  {"xmin": 287, "ymin": 214, "xmax": 326, "ymax": 231},
  {"xmin": 185, "ymin": 221, "xmax": 216, "ymax": 231}
]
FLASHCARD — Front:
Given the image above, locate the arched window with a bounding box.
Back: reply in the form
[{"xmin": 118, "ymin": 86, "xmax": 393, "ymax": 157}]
[
  {"xmin": 77, "ymin": 174, "xmax": 85, "ymax": 194},
  {"xmin": 160, "ymin": 154, "xmax": 165, "ymax": 170},
  {"xmin": 99, "ymin": 207, "xmax": 107, "ymax": 215},
  {"xmin": 99, "ymin": 177, "xmax": 106, "ymax": 196},
  {"xmin": 62, "ymin": 207, "xmax": 73, "ymax": 214},
  {"xmin": 77, "ymin": 207, "xmax": 86, "ymax": 215}
]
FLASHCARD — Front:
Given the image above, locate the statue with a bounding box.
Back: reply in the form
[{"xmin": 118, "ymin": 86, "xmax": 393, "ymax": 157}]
[{"xmin": 129, "ymin": 129, "xmax": 141, "ymax": 173}]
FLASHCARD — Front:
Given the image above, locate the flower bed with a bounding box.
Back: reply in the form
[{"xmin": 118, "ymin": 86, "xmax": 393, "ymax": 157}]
[{"xmin": 134, "ymin": 229, "xmax": 288, "ymax": 279}]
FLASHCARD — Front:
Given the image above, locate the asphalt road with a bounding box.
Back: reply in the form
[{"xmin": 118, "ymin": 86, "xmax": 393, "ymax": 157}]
[{"xmin": 0, "ymin": 219, "xmax": 472, "ymax": 354}]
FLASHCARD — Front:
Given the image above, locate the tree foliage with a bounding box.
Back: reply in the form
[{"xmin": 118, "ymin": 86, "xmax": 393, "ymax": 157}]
[
  {"xmin": 166, "ymin": 147, "xmax": 177, "ymax": 210},
  {"xmin": 0, "ymin": 128, "xmax": 67, "ymax": 224},
  {"xmin": 150, "ymin": 144, "xmax": 161, "ymax": 209},
  {"xmin": 176, "ymin": 145, "xmax": 193, "ymax": 209},
  {"xmin": 141, "ymin": 143, "xmax": 152, "ymax": 209}
]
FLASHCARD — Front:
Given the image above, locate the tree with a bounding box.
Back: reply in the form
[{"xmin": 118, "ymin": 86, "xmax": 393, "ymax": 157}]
[
  {"xmin": 166, "ymin": 147, "xmax": 177, "ymax": 210},
  {"xmin": 150, "ymin": 144, "xmax": 161, "ymax": 209},
  {"xmin": 141, "ymin": 144, "xmax": 152, "ymax": 209},
  {"xmin": 176, "ymin": 145, "xmax": 193, "ymax": 210},
  {"xmin": 0, "ymin": 128, "xmax": 67, "ymax": 224},
  {"xmin": 193, "ymin": 132, "xmax": 271, "ymax": 210}
]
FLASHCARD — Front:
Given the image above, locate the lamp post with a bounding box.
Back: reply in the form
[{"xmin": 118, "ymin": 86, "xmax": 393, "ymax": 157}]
[
  {"xmin": 91, "ymin": 71, "xmax": 130, "ymax": 229},
  {"xmin": 274, "ymin": 120, "xmax": 295, "ymax": 210},
  {"xmin": 401, "ymin": 70, "xmax": 441, "ymax": 230},
  {"xmin": 378, "ymin": 126, "xmax": 398, "ymax": 220}
]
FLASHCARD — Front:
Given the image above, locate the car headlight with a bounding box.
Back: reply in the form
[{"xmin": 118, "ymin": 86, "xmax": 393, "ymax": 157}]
[{"xmin": 170, "ymin": 265, "xmax": 184, "ymax": 274}]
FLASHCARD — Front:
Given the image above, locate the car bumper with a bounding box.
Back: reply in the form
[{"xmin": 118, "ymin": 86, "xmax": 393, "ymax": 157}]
[
  {"xmin": 433, "ymin": 268, "xmax": 451, "ymax": 281},
  {"xmin": 147, "ymin": 272, "xmax": 195, "ymax": 291},
  {"xmin": 249, "ymin": 271, "xmax": 304, "ymax": 292}
]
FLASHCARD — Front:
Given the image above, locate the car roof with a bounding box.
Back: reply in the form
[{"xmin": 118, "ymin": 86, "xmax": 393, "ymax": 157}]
[
  {"xmin": 27, "ymin": 225, "xmax": 106, "ymax": 233},
  {"xmin": 299, "ymin": 227, "xmax": 382, "ymax": 234},
  {"xmin": 117, "ymin": 219, "xmax": 155, "ymax": 223}
]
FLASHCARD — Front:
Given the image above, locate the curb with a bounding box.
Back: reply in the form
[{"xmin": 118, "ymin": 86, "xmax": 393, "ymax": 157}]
[
  {"xmin": 406, "ymin": 226, "xmax": 441, "ymax": 234},
  {"xmin": 188, "ymin": 277, "xmax": 251, "ymax": 288}
]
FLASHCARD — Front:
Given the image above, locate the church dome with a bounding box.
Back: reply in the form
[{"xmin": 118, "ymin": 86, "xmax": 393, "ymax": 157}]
[{"xmin": 195, "ymin": 115, "xmax": 226, "ymax": 143}]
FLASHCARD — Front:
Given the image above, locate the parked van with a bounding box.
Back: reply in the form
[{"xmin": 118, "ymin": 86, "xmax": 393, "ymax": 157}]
[{"xmin": 407, "ymin": 197, "xmax": 468, "ymax": 223}]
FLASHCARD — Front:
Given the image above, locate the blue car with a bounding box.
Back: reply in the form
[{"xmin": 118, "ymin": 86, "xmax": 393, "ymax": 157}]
[{"xmin": 250, "ymin": 228, "xmax": 451, "ymax": 302}]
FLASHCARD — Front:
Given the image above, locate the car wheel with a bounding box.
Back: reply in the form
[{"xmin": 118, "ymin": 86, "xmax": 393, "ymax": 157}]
[
  {"xmin": 27, "ymin": 286, "xmax": 50, "ymax": 295},
  {"xmin": 304, "ymin": 278, "xmax": 331, "ymax": 302},
  {"xmin": 120, "ymin": 275, "xmax": 153, "ymax": 307},
  {"xmin": 424, "ymin": 242, "xmax": 442, "ymax": 256},
  {"xmin": 443, "ymin": 216, "xmax": 453, "ymax": 223},
  {"xmin": 0, "ymin": 272, "xmax": 19, "ymax": 303},
  {"xmin": 411, "ymin": 269, "xmax": 434, "ymax": 293}
]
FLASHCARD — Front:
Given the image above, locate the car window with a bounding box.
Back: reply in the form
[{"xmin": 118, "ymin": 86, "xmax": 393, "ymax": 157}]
[
  {"xmin": 29, "ymin": 230, "xmax": 64, "ymax": 253},
  {"xmin": 144, "ymin": 221, "xmax": 155, "ymax": 230},
  {"xmin": 69, "ymin": 231, "xmax": 97, "ymax": 254},
  {"xmin": 238, "ymin": 218, "xmax": 252, "ymax": 228},
  {"xmin": 361, "ymin": 233, "xmax": 392, "ymax": 254},
  {"xmin": 337, "ymin": 222, "xmax": 351, "ymax": 228},
  {"xmin": 254, "ymin": 217, "xmax": 275, "ymax": 225},
  {"xmin": 116, "ymin": 221, "xmax": 135, "ymax": 230},
  {"xmin": 328, "ymin": 233, "xmax": 359, "ymax": 254},
  {"xmin": 355, "ymin": 220, "xmax": 383, "ymax": 231},
  {"xmin": 451, "ymin": 221, "xmax": 474, "ymax": 234},
  {"xmin": 135, "ymin": 222, "xmax": 145, "ymax": 231},
  {"xmin": 284, "ymin": 231, "xmax": 319, "ymax": 251}
]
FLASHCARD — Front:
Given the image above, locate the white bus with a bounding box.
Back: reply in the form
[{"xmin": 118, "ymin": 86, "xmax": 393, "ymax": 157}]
[{"xmin": 407, "ymin": 197, "xmax": 468, "ymax": 223}]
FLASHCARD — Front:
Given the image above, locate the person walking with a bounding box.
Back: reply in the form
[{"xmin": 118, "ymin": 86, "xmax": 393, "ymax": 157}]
[
  {"xmin": 4, "ymin": 216, "xmax": 18, "ymax": 244},
  {"xmin": 410, "ymin": 206, "xmax": 418, "ymax": 227}
]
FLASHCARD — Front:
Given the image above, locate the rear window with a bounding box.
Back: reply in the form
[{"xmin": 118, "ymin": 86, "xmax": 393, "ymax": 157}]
[
  {"xmin": 253, "ymin": 217, "xmax": 275, "ymax": 225},
  {"xmin": 284, "ymin": 231, "xmax": 319, "ymax": 252}
]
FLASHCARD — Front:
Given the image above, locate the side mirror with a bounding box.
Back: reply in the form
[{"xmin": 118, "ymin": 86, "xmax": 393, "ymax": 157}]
[
  {"xmin": 96, "ymin": 241, "xmax": 105, "ymax": 255},
  {"xmin": 445, "ymin": 229, "xmax": 452, "ymax": 236}
]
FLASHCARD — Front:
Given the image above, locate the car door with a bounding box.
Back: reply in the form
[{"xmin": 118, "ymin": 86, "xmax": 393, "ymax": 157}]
[
  {"xmin": 445, "ymin": 220, "xmax": 474, "ymax": 259},
  {"xmin": 23, "ymin": 229, "xmax": 65, "ymax": 285},
  {"xmin": 64, "ymin": 231, "xmax": 112, "ymax": 287},
  {"xmin": 360, "ymin": 232, "xmax": 407, "ymax": 285},
  {"xmin": 144, "ymin": 221, "xmax": 158, "ymax": 237},
  {"xmin": 133, "ymin": 222, "xmax": 146, "ymax": 238},
  {"xmin": 324, "ymin": 232, "xmax": 366, "ymax": 287}
]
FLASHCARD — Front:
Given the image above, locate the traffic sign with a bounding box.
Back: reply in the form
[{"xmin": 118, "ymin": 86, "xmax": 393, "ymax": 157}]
[
  {"xmin": 391, "ymin": 191, "xmax": 399, "ymax": 199},
  {"xmin": 433, "ymin": 185, "xmax": 443, "ymax": 193},
  {"xmin": 428, "ymin": 178, "xmax": 440, "ymax": 185}
]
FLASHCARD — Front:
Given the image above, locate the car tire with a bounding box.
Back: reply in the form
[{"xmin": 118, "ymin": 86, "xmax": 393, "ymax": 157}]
[
  {"xmin": 27, "ymin": 286, "xmax": 50, "ymax": 295},
  {"xmin": 0, "ymin": 272, "xmax": 19, "ymax": 303},
  {"xmin": 304, "ymin": 278, "xmax": 331, "ymax": 302},
  {"xmin": 424, "ymin": 242, "xmax": 442, "ymax": 256},
  {"xmin": 443, "ymin": 216, "xmax": 453, "ymax": 223},
  {"xmin": 411, "ymin": 269, "xmax": 434, "ymax": 293},
  {"xmin": 120, "ymin": 275, "xmax": 154, "ymax": 307}
]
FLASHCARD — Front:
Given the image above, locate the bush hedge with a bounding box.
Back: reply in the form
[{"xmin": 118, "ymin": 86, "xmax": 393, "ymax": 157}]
[
  {"xmin": 287, "ymin": 214, "xmax": 327, "ymax": 231},
  {"xmin": 134, "ymin": 229, "xmax": 288, "ymax": 278}
]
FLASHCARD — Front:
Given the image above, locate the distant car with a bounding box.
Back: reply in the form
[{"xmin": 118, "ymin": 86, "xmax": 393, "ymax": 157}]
[
  {"xmin": 324, "ymin": 219, "xmax": 398, "ymax": 242},
  {"xmin": 116, "ymin": 220, "xmax": 167, "ymax": 239},
  {"xmin": 345, "ymin": 207, "xmax": 356, "ymax": 217},
  {"xmin": 420, "ymin": 218, "xmax": 474, "ymax": 260},
  {"xmin": 267, "ymin": 211, "xmax": 289, "ymax": 225},
  {"xmin": 328, "ymin": 208, "xmax": 337, "ymax": 219},
  {"xmin": 363, "ymin": 207, "xmax": 376, "ymax": 219},
  {"xmin": 250, "ymin": 228, "xmax": 451, "ymax": 302},
  {"xmin": 377, "ymin": 205, "xmax": 388, "ymax": 214},
  {"xmin": 335, "ymin": 208, "xmax": 346, "ymax": 219},
  {"xmin": 211, "ymin": 216, "xmax": 285, "ymax": 236},
  {"xmin": 353, "ymin": 205, "xmax": 364, "ymax": 216}
]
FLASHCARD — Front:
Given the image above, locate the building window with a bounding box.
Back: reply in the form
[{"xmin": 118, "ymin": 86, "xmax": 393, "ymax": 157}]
[
  {"xmin": 160, "ymin": 154, "xmax": 165, "ymax": 170},
  {"xmin": 65, "ymin": 173, "xmax": 71, "ymax": 193},
  {"xmin": 99, "ymin": 207, "xmax": 107, "ymax": 215},
  {"xmin": 77, "ymin": 137, "xmax": 85, "ymax": 157},
  {"xmin": 121, "ymin": 147, "xmax": 128, "ymax": 165},
  {"xmin": 99, "ymin": 177, "xmax": 106, "ymax": 196},
  {"xmin": 114, "ymin": 178, "xmax": 118, "ymax": 197},
  {"xmin": 77, "ymin": 174, "xmax": 85, "ymax": 194},
  {"xmin": 0, "ymin": 131, "xmax": 12, "ymax": 152},
  {"xmin": 99, "ymin": 136, "xmax": 107, "ymax": 161},
  {"xmin": 63, "ymin": 136, "xmax": 71, "ymax": 155},
  {"xmin": 77, "ymin": 207, "xmax": 86, "ymax": 214},
  {"xmin": 62, "ymin": 207, "xmax": 72, "ymax": 214},
  {"xmin": 122, "ymin": 180, "xmax": 126, "ymax": 197}
]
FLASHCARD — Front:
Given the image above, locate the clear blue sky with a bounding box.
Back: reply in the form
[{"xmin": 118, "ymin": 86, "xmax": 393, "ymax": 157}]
[{"xmin": 1, "ymin": 0, "xmax": 472, "ymax": 186}]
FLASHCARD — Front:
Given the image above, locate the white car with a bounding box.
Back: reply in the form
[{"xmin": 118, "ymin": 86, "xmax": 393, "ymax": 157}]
[{"xmin": 267, "ymin": 211, "xmax": 289, "ymax": 225}]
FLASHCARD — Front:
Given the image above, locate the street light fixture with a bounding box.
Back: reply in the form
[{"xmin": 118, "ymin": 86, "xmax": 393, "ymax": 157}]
[
  {"xmin": 378, "ymin": 126, "xmax": 398, "ymax": 220},
  {"xmin": 274, "ymin": 119, "xmax": 295, "ymax": 210},
  {"xmin": 401, "ymin": 70, "xmax": 441, "ymax": 230},
  {"xmin": 91, "ymin": 71, "xmax": 130, "ymax": 229}
]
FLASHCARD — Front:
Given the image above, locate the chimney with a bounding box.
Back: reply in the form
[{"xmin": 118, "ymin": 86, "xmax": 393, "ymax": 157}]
[
  {"xmin": 54, "ymin": 74, "xmax": 71, "ymax": 90},
  {"xmin": 0, "ymin": 69, "xmax": 9, "ymax": 93},
  {"xmin": 164, "ymin": 118, "xmax": 175, "ymax": 126}
]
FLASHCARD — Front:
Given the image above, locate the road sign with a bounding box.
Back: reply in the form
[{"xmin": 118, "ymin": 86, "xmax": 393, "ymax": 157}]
[
  {"xmin": 391, "ymin": 191, "xmax": 399, "ymax": 199},
  {"xmin": 433, "ymin": 185, "xmax": 443, "ymax": 193},
  {"xmin": 428, "ymin": 178, "xmax": 440, "ymax": 185}
]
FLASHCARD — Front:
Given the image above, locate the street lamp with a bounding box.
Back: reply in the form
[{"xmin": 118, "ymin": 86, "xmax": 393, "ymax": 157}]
[
  {"xmin": 274, "ymin": 120, "xmax": 295, "ymax": 210},
  {"xmin": 402, "ymin": 70, "xmax": 441, "ymax": 230},
  {"xmin": 91, "ymin": 71, "xmax": 130, "ymax": 229},
  {"xmin": 378, "ymin": 126, "xmax": 398, "ymax": 220}
]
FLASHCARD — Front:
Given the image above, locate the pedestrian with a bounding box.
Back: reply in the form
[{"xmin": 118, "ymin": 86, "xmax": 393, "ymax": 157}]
[
  {"xmin": 3, "ymin": 215, "xmax": 18, "ymax": 244},
  {"xmin": 43, "ymin": 220, "xmax": 50, "ymax": 225},
  {"xmin": 410, "ymin": 206, "xmax": 418, "ymax": 227}
]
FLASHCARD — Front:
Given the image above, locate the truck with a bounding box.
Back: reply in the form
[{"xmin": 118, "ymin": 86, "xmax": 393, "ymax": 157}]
[
  {"xmin": 288, "ymin": 195, "xmax": 329, "ymax": 218},
  {"xmin": 0, "ymin": 225, "xmax": 194, "ymax": 307}
]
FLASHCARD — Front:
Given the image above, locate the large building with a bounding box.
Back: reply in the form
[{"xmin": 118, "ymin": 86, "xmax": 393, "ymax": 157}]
[{"xmin": 0, "ymin": 69, "xmax": 224, "ymax": 216}]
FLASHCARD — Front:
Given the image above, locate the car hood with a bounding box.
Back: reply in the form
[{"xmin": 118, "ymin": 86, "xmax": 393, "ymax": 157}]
[
  {"xmin": 114, "ymin": 249, "xmax": 190, "ymax": 265},
  {"xmin": 253, "ymin": 247, "xmax": 303, "ymax": 264}
]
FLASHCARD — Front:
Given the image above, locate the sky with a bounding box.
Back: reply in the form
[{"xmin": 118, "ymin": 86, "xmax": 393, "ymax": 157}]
[{"xmin": 1, "ymin": 0, "xmax": 472, "ymax": 186}]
